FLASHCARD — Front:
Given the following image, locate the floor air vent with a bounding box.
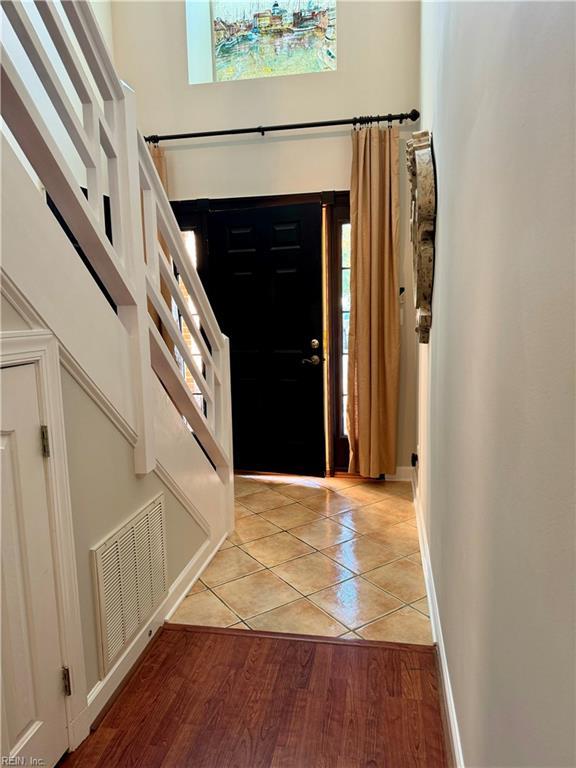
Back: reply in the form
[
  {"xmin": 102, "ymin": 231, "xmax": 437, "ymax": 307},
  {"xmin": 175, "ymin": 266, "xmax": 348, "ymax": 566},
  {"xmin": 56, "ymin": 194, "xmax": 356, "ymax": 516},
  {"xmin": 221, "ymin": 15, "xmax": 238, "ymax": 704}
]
[{"xmin": 92, "ymin": 494, "xmax": 168, "ymax": 676}]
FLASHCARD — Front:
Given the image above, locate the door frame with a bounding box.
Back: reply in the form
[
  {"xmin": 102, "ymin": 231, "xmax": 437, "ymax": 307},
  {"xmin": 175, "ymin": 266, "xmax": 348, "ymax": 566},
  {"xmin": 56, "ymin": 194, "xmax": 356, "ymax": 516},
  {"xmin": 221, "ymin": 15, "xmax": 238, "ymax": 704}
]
[
  {"xmin": 1, "ymin": 330, "xmax": 88, "ymax": 750},
  {"xmin": 326, "ymin": 195, "xmax": 351, "ymax": 471},
  {"xmin": 172, "ymin": 191, "xmax": 350, "ymax": 475}
]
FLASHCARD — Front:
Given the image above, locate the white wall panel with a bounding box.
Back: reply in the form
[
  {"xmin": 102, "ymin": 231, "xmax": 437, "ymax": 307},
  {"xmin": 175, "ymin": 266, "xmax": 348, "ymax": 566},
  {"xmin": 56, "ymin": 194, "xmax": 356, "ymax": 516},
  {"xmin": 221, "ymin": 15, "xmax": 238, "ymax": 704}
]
[{"xmin": 1, "ymin": 136, "xmax": 135, "ymax": 428}]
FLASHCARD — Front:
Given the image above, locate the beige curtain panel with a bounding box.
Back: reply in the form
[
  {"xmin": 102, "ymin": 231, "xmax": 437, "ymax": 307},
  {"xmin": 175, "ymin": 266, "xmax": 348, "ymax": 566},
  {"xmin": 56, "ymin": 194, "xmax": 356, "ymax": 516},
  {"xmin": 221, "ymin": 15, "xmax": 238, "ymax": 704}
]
[
  {"xmin": 149, "ymin": 144, "xmax": 168, "ymax": 191},
  {"xmin": 347, "ymin": 126, "xmax": 400, "ymax": 478}
]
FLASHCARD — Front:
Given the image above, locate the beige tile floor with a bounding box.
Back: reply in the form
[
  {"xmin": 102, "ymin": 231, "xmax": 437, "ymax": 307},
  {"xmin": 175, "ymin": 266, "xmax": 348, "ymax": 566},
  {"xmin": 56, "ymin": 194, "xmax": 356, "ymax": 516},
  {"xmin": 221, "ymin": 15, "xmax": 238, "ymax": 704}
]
[{"xmin": 170, "ymin": 474, "xmax": 433, "ymax": 645}]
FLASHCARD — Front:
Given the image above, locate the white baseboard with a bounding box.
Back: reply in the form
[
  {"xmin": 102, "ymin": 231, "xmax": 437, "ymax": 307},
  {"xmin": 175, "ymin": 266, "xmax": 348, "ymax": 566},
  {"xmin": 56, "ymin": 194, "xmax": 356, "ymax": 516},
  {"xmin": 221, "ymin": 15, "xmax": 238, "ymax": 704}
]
[
  {"xmin": 413, "ymin": 488, "xmax": 465, "ymax": 767},
  {"xmin": 386, "ymin": 465, "xmax": 412, "ymax": 481},
  {"xmin": 69, "ymin": 530, "xmax": 226, "ymax": 746}
]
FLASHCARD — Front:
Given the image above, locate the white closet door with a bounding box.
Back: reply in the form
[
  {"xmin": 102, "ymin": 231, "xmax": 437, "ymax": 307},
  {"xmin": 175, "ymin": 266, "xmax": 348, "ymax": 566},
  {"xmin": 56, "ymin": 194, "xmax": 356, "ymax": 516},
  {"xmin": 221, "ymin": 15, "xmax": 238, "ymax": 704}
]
[{"xmin": 1, "ymin": 363, "xmax": 68, "ymax": 767}]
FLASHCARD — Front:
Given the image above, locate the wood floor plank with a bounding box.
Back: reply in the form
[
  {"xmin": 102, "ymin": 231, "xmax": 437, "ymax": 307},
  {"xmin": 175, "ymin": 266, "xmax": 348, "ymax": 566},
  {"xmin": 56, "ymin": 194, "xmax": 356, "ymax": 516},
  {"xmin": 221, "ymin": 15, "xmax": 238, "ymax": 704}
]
[{"xmin": 61, "ymin": 626, "xmax": 451, "ymax": 768}]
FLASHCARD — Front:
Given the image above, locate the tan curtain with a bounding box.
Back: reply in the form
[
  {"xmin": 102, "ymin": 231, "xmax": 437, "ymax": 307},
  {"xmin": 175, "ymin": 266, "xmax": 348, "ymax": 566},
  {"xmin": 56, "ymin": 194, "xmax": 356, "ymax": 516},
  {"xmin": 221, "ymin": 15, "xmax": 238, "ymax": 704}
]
[
  {"xmin": 347, "ymin": 125, "xmax": 400, "ymax": 478},
  {"xmin": 149, "ymin": 144, "xmax": 168, "ymax": 191}
]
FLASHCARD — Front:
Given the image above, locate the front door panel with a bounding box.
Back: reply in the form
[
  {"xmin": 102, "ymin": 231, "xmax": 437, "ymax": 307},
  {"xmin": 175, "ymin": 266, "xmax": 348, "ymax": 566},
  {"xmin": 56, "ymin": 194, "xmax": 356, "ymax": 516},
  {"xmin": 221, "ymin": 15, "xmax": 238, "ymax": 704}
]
[{"xmin": 208, "ymin": 203, "xmax": 325, "ymax": 475}]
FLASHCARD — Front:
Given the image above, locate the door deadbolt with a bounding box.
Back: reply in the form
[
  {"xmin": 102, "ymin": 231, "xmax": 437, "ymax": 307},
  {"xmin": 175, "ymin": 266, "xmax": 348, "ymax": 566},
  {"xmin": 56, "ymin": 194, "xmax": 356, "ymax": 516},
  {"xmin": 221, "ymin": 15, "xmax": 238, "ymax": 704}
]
[
  {"xmin": 302, "ymin": 355, "xmax": 321, "ymax": 366},
  {"xmin": 310, "ymin": 338, "xmax": 320, "ymax": 349}
]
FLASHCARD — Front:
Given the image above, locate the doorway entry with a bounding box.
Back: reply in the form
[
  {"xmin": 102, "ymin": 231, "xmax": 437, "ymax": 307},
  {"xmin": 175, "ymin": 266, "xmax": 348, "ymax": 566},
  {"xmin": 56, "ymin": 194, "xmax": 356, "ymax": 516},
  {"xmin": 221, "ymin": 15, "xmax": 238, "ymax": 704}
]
[{"xmin": 173, "ymin": 192, "xmax": 351, "ymax": 477}]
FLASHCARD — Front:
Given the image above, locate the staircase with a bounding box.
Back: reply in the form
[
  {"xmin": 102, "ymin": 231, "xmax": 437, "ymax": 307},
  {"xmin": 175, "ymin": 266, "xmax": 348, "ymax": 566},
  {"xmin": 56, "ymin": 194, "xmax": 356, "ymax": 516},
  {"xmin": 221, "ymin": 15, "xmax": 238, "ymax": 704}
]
[{"xmin": 0, "ymin": 0, "xmax": 233, "ymax": 743}]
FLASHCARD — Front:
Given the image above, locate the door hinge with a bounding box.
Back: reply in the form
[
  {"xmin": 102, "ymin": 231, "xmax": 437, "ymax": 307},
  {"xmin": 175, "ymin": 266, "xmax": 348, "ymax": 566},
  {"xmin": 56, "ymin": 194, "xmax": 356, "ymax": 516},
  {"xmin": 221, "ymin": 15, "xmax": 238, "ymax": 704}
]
[
  {"xmin": 62, "ymin": 666, "xmax": 72, "ymax": 697},
  {"xmin": 40, "ymin": 425, "xmax": 50, "ymax": 458}
]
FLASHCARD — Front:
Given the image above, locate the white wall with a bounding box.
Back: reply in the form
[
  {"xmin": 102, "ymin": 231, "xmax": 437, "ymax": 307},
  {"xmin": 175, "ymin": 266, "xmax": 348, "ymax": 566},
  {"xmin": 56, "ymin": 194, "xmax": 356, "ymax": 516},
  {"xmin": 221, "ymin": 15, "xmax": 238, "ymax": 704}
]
[
  {"xmin": 60, "ymin": 369, "xmax": 206, "ymax": 691},
  {"xmin": 111, "ymin": 0, "xmax": 420, "ymax": 200},
  {"xmin": 0, "ymin": 298, "xmax": 31, "ymax": 332},
  {"xmin": 2, "ymin": 4, "xmax": 233, "ymax": 727},
  {"xmin": 419, "ymin": 3, "xmax": 575, "ymax": 766},
  {"xmin": 0, "ymin": 287, "xmax": 208, "ymax": 693},
  {"xmin": 1, "ymin": 136, "xmax": 223, "ymax": 695},
  {"xmin": 111, "ymin": 0, "xmax": 420, "ymax": 468},
  {"xmin": 91, "ymin": 0, "xmax": 114, "ymax": 58},
  {"xmin": 0, "ymin": 0, "xmax": 114, "ymax": 190}
]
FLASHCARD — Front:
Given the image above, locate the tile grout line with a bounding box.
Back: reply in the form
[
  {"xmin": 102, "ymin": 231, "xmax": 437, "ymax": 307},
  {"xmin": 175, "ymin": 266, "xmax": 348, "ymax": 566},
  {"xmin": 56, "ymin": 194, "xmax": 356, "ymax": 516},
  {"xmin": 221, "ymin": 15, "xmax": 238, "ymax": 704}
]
[
  {"xmin": 224, "ymin": 534, "xmax": 421, "ymax": 583},
  {"xmin": 200, "ymin": 564, "xmax": 429, "ymax": 621},
  {"xmin": 176, "ymin": 476, "xmax": 429, "ymax": 642},
  {"xmin": 225, "ymin": 489, "xmax": 423, "ymax": 627},
  {"xmin": 201, "ymin": 544, "xmax": 427, "ymax": 634}
]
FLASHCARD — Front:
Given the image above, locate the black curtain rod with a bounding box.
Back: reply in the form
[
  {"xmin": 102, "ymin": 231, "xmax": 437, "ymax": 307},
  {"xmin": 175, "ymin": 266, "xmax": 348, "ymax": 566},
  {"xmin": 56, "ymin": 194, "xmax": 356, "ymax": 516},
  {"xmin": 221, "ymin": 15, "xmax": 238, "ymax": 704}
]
[{"xmin": 144, "ymin": 109, "xmax": 420, "ymax": 144}]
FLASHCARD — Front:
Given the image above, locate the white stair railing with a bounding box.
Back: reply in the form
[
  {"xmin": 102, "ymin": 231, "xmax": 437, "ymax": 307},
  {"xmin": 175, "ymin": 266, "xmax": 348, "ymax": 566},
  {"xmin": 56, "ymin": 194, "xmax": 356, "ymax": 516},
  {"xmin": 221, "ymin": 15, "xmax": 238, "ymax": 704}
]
[
  {"xmin": 0, "ymin": 0, "xmax": 232, "ymax": 477},
  {"xmin": 138, "ymin": 134, "xmax": 231, "ymax": 469}
]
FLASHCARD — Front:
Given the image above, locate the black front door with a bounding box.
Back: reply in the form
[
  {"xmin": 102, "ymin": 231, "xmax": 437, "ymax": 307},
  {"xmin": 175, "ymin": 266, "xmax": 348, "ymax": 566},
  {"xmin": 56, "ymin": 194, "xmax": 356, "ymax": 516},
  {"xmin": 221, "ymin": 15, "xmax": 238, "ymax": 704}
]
[{"xmin": 207, "ymin": 203, "xmax": 325, "ymax": 476}]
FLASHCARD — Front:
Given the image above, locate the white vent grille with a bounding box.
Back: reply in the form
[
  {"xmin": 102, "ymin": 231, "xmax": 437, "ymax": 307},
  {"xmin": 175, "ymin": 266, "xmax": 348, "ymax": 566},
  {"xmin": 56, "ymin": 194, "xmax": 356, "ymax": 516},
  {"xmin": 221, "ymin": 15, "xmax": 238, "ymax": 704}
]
[{"xmin": 92, "ymin": 495, "xmax": 168, "ymax": 676}]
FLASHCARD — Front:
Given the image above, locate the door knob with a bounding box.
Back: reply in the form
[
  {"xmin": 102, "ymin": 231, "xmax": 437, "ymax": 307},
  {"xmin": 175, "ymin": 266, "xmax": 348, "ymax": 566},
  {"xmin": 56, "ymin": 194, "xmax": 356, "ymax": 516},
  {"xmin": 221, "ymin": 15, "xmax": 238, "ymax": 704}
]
[{"xmin": 302, "ymin": 355, "xmax": 321, "ymax": 366}]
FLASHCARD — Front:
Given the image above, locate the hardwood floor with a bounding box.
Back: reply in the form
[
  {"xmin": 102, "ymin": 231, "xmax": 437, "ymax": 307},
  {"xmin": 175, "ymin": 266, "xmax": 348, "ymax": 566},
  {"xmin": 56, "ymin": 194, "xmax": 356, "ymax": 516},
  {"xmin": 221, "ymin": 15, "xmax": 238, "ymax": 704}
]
[{"xmin": 62, "ymin": 625, "xmax": 452, "ymax": 767}]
